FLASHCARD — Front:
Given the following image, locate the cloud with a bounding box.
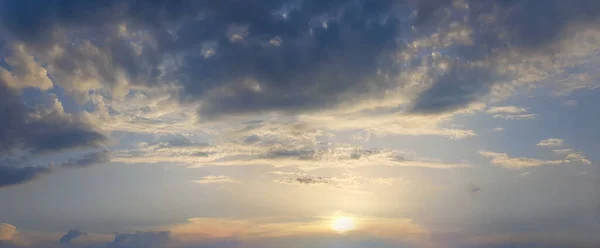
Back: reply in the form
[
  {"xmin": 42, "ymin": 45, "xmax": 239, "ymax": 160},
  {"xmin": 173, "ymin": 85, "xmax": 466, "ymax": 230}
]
[
  {"xmin": 0, "ymin": 1, "xmax": 600, "ymax": 248},
  {"xmin": 59, "ymin": 229, "xmax": 87, "ymax": 244},
  {"xmin": 269, "ymin": 171, "xmax": 409, "ymax": 193},
  {"xmin": 59, "ymin": 150, "xmax": 111, "ymax": 168},
  {"xmin": 486, "ymin": 106, "xmax": 527, "ymax": 115},
  {"xmin": 565, "ymin": 153, "xmax": 592, "ymax": 165},
  {"xmin": 0, "ymin": 0, "xmax": 406, "ymax": 118},
  {"xmin": 564, "ymin": 100, "xmax": 578, "ymax": 106},
  {"xmin": 486, "ymin": 106, "xmax": 536, "ymax": 120},
  {"xmin": 554, "ymin": 73, "xmax": 599, "ymax": 96},
  {"xmin": 270, "ymin": 171, "xmax": 348, "ymax": 189},
  {"xmin": 553, "ymin": 149, "xmax": 573, "ymax": 155},
  {"xmin": 0, "ymin": 44, "xmax": 53, "ymax": 91},
  {"xmin": 0, "ymin": 149, "xmax": 110, "ymax": 188},
  {"xmin": 107, "ymin": 232, "xmax": 171, "ymax": 248},
  {"xmin": 537, "ymin": 138, "xmax": 565, "ymax": 147},
  {"xmin": 192, "ymin": 176, "xmax": 239, "ymax": 184},
  {"xmin": 0, "ymin": 63, "xmax": 109, "ymax": 187},
  {"xmin": 0, "ymin": 84, "xmax": 106, "ymax": 155},
  {"xmin": 1, "ymin": 0, "xmax": 598, "ymax": 124},
  {"xmin": 491, "ymin": 114, "xmax": 537, "ymax": 120},
  {"xmin": 0, "ymin": 165, "xmax": 51, "ymax": 188},
  {"xmin": 114, "ymin": 128, "xmax": 467, "ymax": 170},
  {"xmin": 479, "ymin": 148, "xmax": 591, "ymax": 169},
  {"xmin": 492, "ymin": 127, "xmax": 504, "ymax": 132},
  {"xmin": 479, "ymin": 151, "xmax": 568, "ymax": 169},
  {"xmin": 0, "ymin": 223, "xmax": 16, "ymax": 241},
  {"xmin": 468, "ymin": 183, "xmax": 481, "ymax": 193}
]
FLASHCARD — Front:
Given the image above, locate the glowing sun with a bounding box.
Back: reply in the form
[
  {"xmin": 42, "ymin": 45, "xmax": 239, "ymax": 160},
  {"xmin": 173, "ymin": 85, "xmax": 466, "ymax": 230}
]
[{"xmin": 331, "ymin": 216, "xmax": 356, "ymax": 233}]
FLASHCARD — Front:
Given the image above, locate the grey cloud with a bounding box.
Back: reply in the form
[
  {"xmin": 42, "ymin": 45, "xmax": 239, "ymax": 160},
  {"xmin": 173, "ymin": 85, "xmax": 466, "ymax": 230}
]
[
  {"xmin": 2, "ymin": 0, "xmax": 600, "ymax": 121},
  {"xmin": 0, "ymin": 78, "xmax": 107, "ymax": 186},
  {"xmin": 0, "ymin": 84, "xmax": 106, "ymax": 155},
  {"xmin": 60, "ymin": 150, "xmax": 111, "ymax": 168},
  {"xmin": 295, "ymin": 176, "xmax": 331, "ymax": 185},
  {"xmin": 0, "ymin": 165, "xmax": 51, "ymax": 188},
  {"xmin": 243, "ymin": 135, "xmax": 261, "ymax": 144},
  {"xmin": 410, "ymin": 0, "xmax": 600, "ymax": 113},
  {"xmin": 107, "ymin": 231, "xmax": 171, "ymax": 248},
  {"xmin": 0, "ymin": 150, "xmax": 110, "ymax": 187},
  {"xmin": 0, "ymin": 0, "xmax": 403, "ymax": 119},
  {"xmin": 468, "ymin": 183, "xmax": 481, "ymax": 193},
  {"xmin": 59, "ymin": 228, "xmax": 87, "ymax": 244},
  {"xmin": 410, "ymin": 61, "xmax": 494, "ymax": 113}
]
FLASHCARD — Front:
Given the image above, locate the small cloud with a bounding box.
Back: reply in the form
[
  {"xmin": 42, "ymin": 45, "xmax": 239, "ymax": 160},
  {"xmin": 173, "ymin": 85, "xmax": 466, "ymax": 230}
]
[
  {"xmin": 294, "ymin": 176, "xmax": 330, "ymax": 185},
  {"xmin": 564, "ymin": 100, "xmax": 577, "ymax": 106},
  {"xmin": 59, "ymin": 228, "xmax": 87, "ymax": 244},
  {"xmin": 553, "ymin": 149, "xmax": 573, "ymax": 155},
  {"xmin": 517, "ymin": 171, "xmax": 531, "ymax": 177},
  {"xmin": 566, "ymin": 153, "xmax": 591, "ymax": 164},
  {"xmin": 487, "ymin": 106, "xmax": 536, "ymax": 120},
  {"xmin": 486, "ymin": 106, "xmax": 527, "ymax": 114},
  {"xmin": 192, "ymin": 175, "xmax": 239, "ymax": 184},
  {"xmin": 537, "ymin": 138, "xmax": 564, "ymax": 147},
  {"xmin": 492, "ymin": 127, "xmax": 504, "ymax": 132},
  {"xmin": 492, "ymin": 114, "xmax": 537, "ymax": 120},
  {"xmin": 107, "ymin": 231, "xmax": 170, "ymax": 248},
  {"xmin": 367, "ymin": 177, "xmax": 409, "ymax": 186},
  {"xmin": 468, "ymin": 183, "xmax": 481, "ymax": 193},
  {"xmin": 269, "ymin": 36, "xmax": 282, "ymax": 46},
  {"xmin": 270, "ymin": 171, "xmax": 332, "ymax": 187}
]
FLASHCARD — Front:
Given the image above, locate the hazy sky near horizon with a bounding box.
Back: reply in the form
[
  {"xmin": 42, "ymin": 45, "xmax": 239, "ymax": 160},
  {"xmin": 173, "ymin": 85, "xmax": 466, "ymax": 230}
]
[{"xmin": 1, "ymin": 0, "xmax": 600, "ymax": 248}]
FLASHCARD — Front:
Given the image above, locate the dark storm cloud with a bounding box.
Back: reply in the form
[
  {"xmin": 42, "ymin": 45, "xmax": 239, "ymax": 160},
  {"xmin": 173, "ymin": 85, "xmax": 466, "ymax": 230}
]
[
  {"xmin": 2, "ymin": 0, "xmax": 600, "ymax": 118},
  {"xmin": 59, "ymin": 228, "xmax": 87, "ymax": 244}
]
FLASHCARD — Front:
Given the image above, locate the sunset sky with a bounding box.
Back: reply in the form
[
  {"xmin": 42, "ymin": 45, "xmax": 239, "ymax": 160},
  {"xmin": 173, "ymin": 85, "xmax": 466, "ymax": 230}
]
[{"xmin": 1, "ymin": 0, "xmax": 599, "ymax": 247}]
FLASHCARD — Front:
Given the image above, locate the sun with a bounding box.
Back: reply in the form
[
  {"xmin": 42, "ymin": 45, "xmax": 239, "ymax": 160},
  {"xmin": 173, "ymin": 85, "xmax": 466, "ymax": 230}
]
[{"xmin": 331, "ymin": 216, "xmax": 356, "ymax": 233}]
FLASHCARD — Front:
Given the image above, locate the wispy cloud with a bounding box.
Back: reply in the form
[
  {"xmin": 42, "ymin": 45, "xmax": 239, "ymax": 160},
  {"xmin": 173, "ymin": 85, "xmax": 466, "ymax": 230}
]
[
  {"xmin": 537, "ymin": 138, "xmax": 565, "ymax": 147},
  {"xmin": 479, "ymin": 151, "xmax": 568, "ymax": 169},
  {"xmin": 480, "ymin": 148, "xmax": 591, "ymax": 169},
  {"xmin": 192, "ymin": 175, "xmax": 239, "ymax": 184},
  {"xmin": 486, "ymin": 106, "xmax": 528, "ymax": 115},
  {"xmin": 492, "ymin": 127, "xmax": 505, "ymax": 132}
]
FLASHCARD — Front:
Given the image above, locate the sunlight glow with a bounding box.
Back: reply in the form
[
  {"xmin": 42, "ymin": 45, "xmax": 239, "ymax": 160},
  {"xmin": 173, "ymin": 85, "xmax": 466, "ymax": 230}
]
[{"xmin": 331, "ymin": 216, "xmax": 356, "ymax": 233}]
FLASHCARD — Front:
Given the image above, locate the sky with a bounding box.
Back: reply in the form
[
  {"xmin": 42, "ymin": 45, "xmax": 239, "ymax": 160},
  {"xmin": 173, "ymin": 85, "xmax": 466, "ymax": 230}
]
[{"xmin": 0, "ymin": 0, "xmax": 600, "ymax": 247}]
